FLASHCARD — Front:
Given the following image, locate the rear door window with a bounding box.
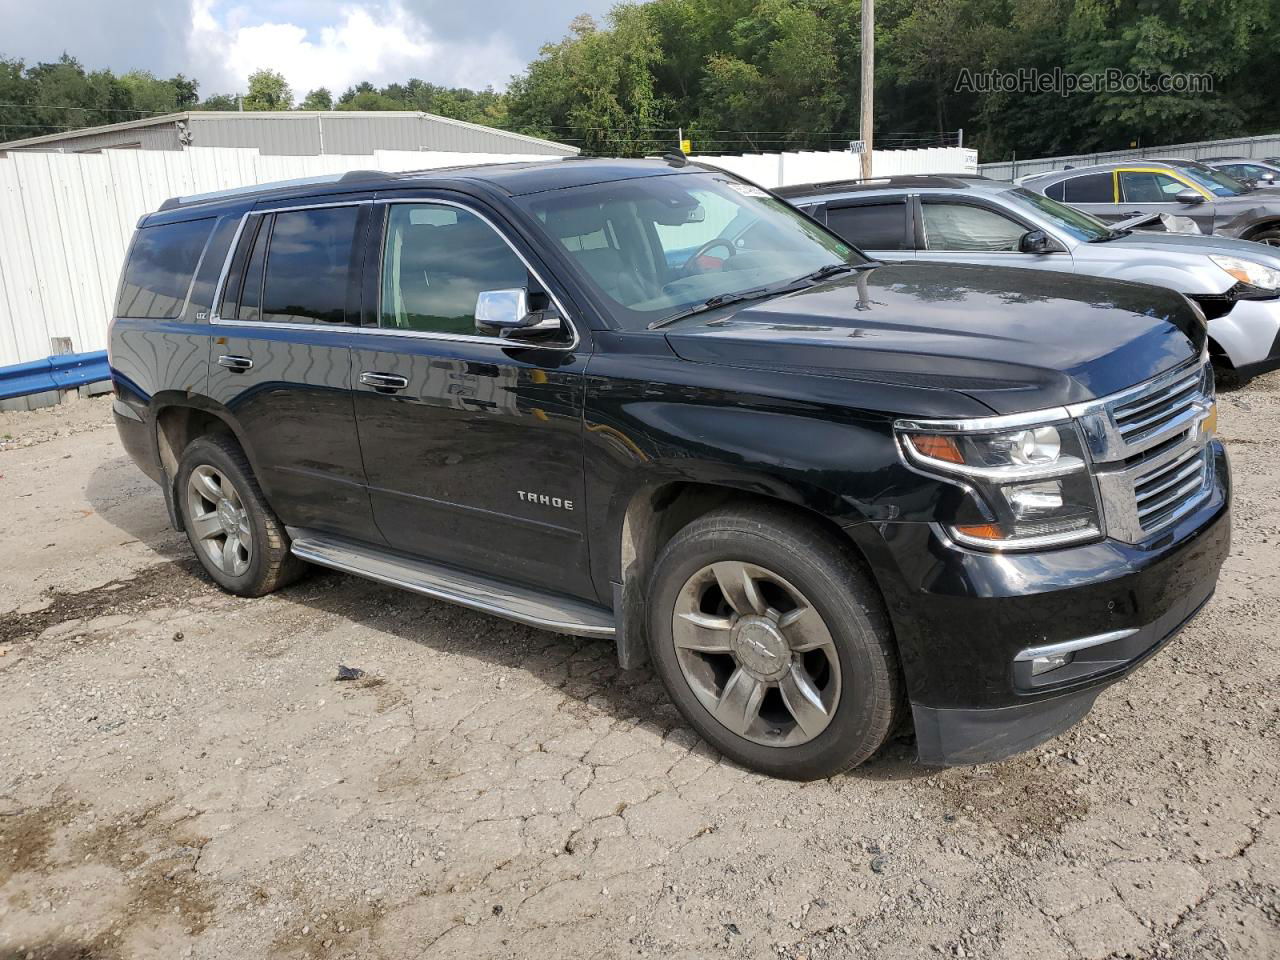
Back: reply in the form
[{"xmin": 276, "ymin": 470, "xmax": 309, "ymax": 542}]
[
  {"xmin": 1061, "ymin": 173, "xmax": 1114, "ymax": 203},
  {"xmin": 825, "ymin": 201, "xmax": 909, "ymax": 250},
  {"xmin": 117, "ymin": 217, "xmax": 215, "ymax": 318},
  {"xmin": 260, "ymin": 207, "xmax": 361, "ymax": 324}
]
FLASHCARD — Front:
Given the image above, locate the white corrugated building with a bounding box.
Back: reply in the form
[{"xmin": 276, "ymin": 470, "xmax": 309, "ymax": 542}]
[{"xmin": 0, "ymin": 110, "xmax": 578, "ymax": 158}]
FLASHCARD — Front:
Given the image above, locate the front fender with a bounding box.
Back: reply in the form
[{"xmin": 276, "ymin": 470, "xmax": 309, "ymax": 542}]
[{"xmin": 583, "ymin": 365, "xmax": 962, "ymax": 595}]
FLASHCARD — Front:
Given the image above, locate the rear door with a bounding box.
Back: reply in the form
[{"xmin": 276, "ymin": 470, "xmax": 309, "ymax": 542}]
[
  {"xmin": 820, "ymin": 196, "xmax": 915, "ymax": 261},
  {"xmin": 1044, "ymin": 171, "xmax": 1124, "ymax": 222},
  {"xmin": 350, "ymin": 196, "xmax": 594, "ymax": 599},
  {"xmin": 207, "ymin": 198, "xmax": 381, "ymax": 542}
]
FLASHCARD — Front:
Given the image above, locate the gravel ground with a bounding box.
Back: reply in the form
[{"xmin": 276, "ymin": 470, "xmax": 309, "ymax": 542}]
[{"xmin": 0, "ymin": 383, "xmax": 1277, "ymax": 960}]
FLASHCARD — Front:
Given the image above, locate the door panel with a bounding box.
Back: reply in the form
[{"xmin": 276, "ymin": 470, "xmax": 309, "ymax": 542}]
[
  {"xmin": 353, "ymin": 338, "xmax": 592, "ymax": 597},
  {"xmin": 351, "ymin": 198, "xmax": 593, "ymax": 599},
  {"xmin": 207, "ymin": 201, "xmax": 379, "ymax": 542},
  {"xmin": 208, "ymin": 326, "xmax": 376, "ymax": 540}
]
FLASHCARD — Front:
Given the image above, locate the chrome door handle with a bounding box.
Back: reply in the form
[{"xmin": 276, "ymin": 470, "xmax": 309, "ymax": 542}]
[
  {"xmin": 217, "ymin": 355, "xmax": 253, "ymax": 372},
  {"xmin": 359, "ymin": 371, "xmax": 409, "ymax": 392}
]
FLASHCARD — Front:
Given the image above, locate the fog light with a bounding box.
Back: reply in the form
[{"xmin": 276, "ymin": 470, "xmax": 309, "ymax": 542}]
[{"xmin": 1031, "ymin": 651, "xmax": 1074, "ymax": 676}]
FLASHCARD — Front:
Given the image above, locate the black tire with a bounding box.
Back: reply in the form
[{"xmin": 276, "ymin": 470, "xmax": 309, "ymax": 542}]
[
  {"xmin": 175, "ymin": 434, "xmax": 307, "ymax": 597},
  {"xmin": 1247, "ymin": 227, "xmax": 1280, "ymax": 247},
  {"xmin": 646, "ymin": 505, "xmax": 902, "ymax": 780}
]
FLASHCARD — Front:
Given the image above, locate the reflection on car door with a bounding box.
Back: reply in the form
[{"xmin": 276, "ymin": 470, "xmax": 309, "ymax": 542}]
[
  {"xmin": 820, "ymin": 197, "xmax": 915, "ymax": 261},
  {"xmin": 350, "ymin": 199, "xmax": 595, "ymax": 600},
  {"xmin": 207, "ymin": 199, "xmax": 381, "ymax": 543}
]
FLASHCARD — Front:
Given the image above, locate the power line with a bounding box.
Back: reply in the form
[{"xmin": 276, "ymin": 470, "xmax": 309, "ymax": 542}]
[{"xmin": 0, "ymin": 102, "xmax": 171, "ymax": 115}]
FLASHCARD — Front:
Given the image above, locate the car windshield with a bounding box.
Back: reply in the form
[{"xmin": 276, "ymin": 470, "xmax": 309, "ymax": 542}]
[
  {"xmin": 1167, "ymin": 162, "xmax": 1249, "ymax": 197},
  {"xmin": 518, "ymin": 171, "xmax": 865, "ymax": 330},
  {"xmin": 1006, "ymin": 187, "xmax": 1112, "ymax": 242}
]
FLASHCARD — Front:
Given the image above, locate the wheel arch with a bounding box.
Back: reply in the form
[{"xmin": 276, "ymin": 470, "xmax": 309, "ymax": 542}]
[
  {"xmin": 1240, "ymin": 218, "xmax": 1280, "ymax": 242},
  {"xmin": 610, "ymin": 472, "xmax": 893, "ymax": 672},
  {"xmin": 149, "ymin": 395, "xmax": 261, "ymax": 530}
]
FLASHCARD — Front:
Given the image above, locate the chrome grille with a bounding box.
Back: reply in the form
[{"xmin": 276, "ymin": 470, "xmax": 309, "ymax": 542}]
[
  {"xmin": 1073, "ymin": 358, "xmax": 1216, "ymax": 543},
  {"xmin": 1132, "ymin": 444, "xmax": 1211, "ymax": 532},
  {"xmin": 1111, "ymin": 368, "xmax": 1204, "ymax": 448}
]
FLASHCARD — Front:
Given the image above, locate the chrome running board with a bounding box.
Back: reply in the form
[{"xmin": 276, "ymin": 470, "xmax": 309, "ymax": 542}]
[{"xmin": 287, "ymin": 529, "xmax": 616, "ymax": 638}]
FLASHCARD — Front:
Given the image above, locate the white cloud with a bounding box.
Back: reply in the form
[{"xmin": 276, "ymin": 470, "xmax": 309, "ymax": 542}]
[{"xmin": 187, "ymin": 0, "xmax": 525, "ymax": 98}]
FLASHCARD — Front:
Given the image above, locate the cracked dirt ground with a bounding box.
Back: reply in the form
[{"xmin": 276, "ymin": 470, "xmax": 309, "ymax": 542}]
[{"xmin": 1, "ymin": 381, "xmax": 1277, "ymax": 960}]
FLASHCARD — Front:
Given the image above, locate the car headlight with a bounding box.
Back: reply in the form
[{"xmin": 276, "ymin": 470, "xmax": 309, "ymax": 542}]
[
  {"xmin": 896, "ymin": 419, "xmax": 1101, "ymax": 550},
  {"xmin": 1209, "ymin": 254, "xmax": 1280, "ymax": 290}
]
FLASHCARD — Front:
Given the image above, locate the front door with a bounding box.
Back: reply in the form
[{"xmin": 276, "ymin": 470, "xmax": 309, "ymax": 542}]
[
  {"xmin": 351, "ymin": 198, "xmax": 594, "ymax": 599},
  {"xmin": 1115, "ymin": 169, "xmax": 1217, "ymax": 235},
  {"xmin": 207, "ymin": 200, "xmax": 380, "ymax": 543},
  {"xmin": 912, "ymin": 197, "xmax": 1072, "ymax": 275}
]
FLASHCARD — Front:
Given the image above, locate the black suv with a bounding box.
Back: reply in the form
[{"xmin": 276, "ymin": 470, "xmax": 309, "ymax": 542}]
[{"xmin": 110, "ymin": 159, "xmax": 1230, "ymax": 780}]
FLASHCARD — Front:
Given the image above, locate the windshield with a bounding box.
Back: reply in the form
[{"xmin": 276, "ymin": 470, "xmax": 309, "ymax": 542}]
[
  {"xmin": 1167, "ymin": 161, "xmax": 1249, "ymax": 197},
  {"xmin": 518, "ymin": 171, "xmax": 864, "ymax": 329},
  {"xmin": 1007, "ymin": 187, "xmax": 1112, "ymax": 242}
]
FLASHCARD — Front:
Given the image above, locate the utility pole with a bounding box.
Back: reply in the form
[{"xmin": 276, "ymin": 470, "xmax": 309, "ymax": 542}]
[{"xmin": 859, "ymin": 0, "xmax": 874, "ymax": 179}]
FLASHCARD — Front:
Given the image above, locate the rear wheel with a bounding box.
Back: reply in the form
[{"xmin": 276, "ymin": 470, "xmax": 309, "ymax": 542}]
[
  {"xmin": 1248, "ymin": 226, "xmax": 1280, "ymax": 247},
  {"xmin": 646, "ymin": 506, "xmax": 902, "ymax": 780},
  {"xmin": 176, "ymin": 435, "xmax": 306, "ymax": 596}
]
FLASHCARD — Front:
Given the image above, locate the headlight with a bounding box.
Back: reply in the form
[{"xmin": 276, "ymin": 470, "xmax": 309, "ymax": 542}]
[
  {"xmin": 1209, "ymin": 254, "xmax": 1280, "ymax": 290},
  {"xmin": 897, "ymin": 419, "xmax": 1101, "ymax": 550}
]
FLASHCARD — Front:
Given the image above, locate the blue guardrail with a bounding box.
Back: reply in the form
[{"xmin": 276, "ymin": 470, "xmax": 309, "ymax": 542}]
[{"xmin": 0, "ymin": 350, "xmax": 110, "ymax": 400}]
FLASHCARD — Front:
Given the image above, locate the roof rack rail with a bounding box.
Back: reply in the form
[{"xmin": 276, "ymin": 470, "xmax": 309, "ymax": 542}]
[{"xmin": 158, "ymin": 169, "xmax": 386, "ymax": 211}]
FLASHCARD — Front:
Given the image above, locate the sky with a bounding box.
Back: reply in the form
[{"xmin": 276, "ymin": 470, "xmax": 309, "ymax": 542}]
[{"xmin": 0, "ymin": 0, "xmax": 617, "ymax": 97}]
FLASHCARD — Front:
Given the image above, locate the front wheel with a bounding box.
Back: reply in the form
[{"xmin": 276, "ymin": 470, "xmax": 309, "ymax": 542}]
[
  {"xmin": 1248, "ymin": 227, "xmax": 1280, "ymax": 247},
  {"xmin": 646, "ymin": 506, "xmax": 902, "ymax": 780}
]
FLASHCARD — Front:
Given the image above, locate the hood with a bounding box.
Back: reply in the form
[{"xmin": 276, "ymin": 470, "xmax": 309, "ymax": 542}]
[
  {"xmin": 1104, "ymin": 228, "xmax": 1280, "ymax": 264},
  {"xmin": 663, "ymin": 262, "xmax": 1204, "ymax": 415}
]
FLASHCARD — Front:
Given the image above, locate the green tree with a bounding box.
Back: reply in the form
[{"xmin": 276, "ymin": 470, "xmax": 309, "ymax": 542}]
[
  {"xmin": 299, "ymin": 87, "xmax": 334, "ymax": 111},
  {"xmin": 119, "ymin": 70, "xmax": 199, "ymax": 116},
  {"xmin": 242, "ymin": 68, "xmax": 292, "ymax": 111},
  {"xmin": 196, "ymin": 93, "xmax": 239, "ymax": 111}
]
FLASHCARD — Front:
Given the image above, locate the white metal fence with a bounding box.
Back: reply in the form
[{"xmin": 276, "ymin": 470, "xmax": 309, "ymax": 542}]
[
  {"xmin": 978, "ymin": 132, "xmax": 1280, "ymax": 182},
  {"xmin": 0, "ymin": 144, "xmax": 978, "ymax": 369},
  {"xmin": 0, "ymin": 146, "xmax": 565, "ymax": 368},
  {"xmin": 695, "ymin": 146, "xmax": 979, "ymax": 188}
]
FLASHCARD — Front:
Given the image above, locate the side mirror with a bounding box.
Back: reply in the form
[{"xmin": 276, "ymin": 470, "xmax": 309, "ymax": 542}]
[
  {"xmin": 474, "ymin": 288, "xmax": 562, "ymax": 340},
  {"xmin": 1174, "ymin": 188, "xmax": 1205, "ymax": 204},
  {"xmin": 1019, "ymin": 229, "xmax": 1053, "ymax": 254},
  {"xmin": 1260, "ymin": 172, "xmax": 1276, "ymax": 184}
]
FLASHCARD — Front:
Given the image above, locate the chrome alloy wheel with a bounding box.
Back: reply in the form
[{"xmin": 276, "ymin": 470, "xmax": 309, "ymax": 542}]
[
  {"xmin": 186, "ymin": 464, "xmax": 253, "ymax": 577},
  {"xmin": 670, "ymin": 561, "xmax": 842, "ymax": 746}
]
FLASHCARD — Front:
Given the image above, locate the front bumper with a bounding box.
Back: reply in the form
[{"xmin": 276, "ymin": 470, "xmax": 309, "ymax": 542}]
[
  {"xmin": 1208, "ymin": 297, "xmax": 1280, "ymax": 376},
  {"xmin": 848, "ymin": 439, "xmax": 1230, "ymax": 765}
]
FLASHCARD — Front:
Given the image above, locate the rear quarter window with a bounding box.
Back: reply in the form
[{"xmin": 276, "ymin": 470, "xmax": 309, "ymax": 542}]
[{"xmin": 116, "ymin": 218, "xmax": 215, "ymax": 319}]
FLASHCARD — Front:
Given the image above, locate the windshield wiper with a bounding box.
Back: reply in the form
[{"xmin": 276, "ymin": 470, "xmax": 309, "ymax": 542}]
[
  {"xmin": 797, "ymin": 262, "xmax": 858, "ymax": 283},
  {"xmin": 647, "ymin": 286, "xmax": 783, "ymax": 330},
  {"xmin": 1088, "ymin": 228, "xmax": 1133, "ymax": 243},
  {"xmin": 647, "ymin": 263, "xmax": 861, "ymax": 331}
]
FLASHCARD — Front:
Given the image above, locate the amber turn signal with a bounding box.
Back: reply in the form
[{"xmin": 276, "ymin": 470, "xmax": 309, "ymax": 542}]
[
  {"xmin": 907, "ymin": 433, "xmax": 965, "ymax": 465},
  {"xmin": 952, "ymin": 522, "xmax": 1004, "ymax": 541}
]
